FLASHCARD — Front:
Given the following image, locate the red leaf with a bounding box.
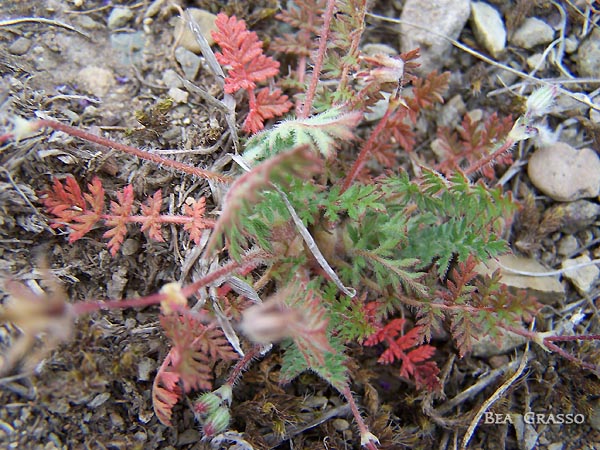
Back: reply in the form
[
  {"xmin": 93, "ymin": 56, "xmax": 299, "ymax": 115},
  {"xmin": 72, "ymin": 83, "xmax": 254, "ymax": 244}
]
[
  {"xmin": 183, "ymin": 197, "xmax": 208, "ymax": 244},
  {"xmin": 243, "ymin": 88, "xmax": 292, "ymax": 134},
  {"xmin": 365, "ymin": 319, "xmax": 440, "ymax": 391},
  {"xmin": 152, "ymin": 353, "xmax": 183, "ymax": 426},
  {"xmin": 140, "ymin": 190, "xmax": 165, "ymax": 242},
  {"xmin": 212, "ymin": 14, "xmax": 280, "ymax": 94},
  {"xmin": 41, "ymin": 176, "xmax": 105, "ymax": 240},
  {"xmin": 103, "ymin": 185, "xmax": 135, "ymax": 256},
  {"xmin": 70, "ymin": 177, "xmax": 105, "ymax": 241},
  {"xmin": 160, "ymin": 312, "xmax": 237, "ymax": 393}
]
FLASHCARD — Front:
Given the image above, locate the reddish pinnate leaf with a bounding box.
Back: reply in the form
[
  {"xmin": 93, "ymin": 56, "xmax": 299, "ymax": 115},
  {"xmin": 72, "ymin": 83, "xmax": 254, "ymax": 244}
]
[
  {"xmin": 152, "ymin": 353, "xmax": 183, "ymax": 426},
  {"xmin": 243, "ymin": 88, "xmax": 292, "ymax": 134},
  {"xmin": 160, "ymin": 312, "xmax": 237, "ymax": 393},
  {"xmin": 365, "ymin": 318, "xmax": 440, "ymax": 391},
  {"xmin": 42, "ymin": 176, "xmax": 105, "ymax": 240},
  {"xmin": 212, "ymin": 13, "xmax": 280, "ymax": 93},
  {"xmin": 140, "ymin": 190, "xmax": 165, "ymax": 242},
  {"xmin": 183, "ymin": 197, "xmax": 208, "ymax": 244},
  {"xmin": 103, "ymin": 185, "xmax": 135, "ymax": 256}
]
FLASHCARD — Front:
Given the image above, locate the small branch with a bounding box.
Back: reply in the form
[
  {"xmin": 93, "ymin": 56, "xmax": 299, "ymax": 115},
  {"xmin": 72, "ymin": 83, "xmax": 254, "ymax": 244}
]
[
  {"xmin": 461, "ymin": 350, "xmax": 529, "ymax": 450},
  {"xmin": 0, "ymin": 17, "xmax": 91, "ymax": 39}
]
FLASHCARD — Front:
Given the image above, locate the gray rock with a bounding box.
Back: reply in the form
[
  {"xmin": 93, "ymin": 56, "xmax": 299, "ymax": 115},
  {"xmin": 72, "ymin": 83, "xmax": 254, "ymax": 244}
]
[
  {"xmin": 511, "ymin": 17, "xmax": 555, "ymax": 49},
  {"xmin": 470, "ymin": 2, "xmax": 506, "ymax": 58},
  {"xmin": 8, "ymin": 37, "xmax": 32, "ymax": 55},
  {"xmin": 108, "ymin": 7, "xmax": 134, "ymax": 30},
  {"xmin": 556, "ymin": 235, "xmax": 578, "ymax": 257},
  {"xmin": 476, "ymin": 254, "xmax": 565, "ymax": 305},
  {"xmin": 174, "ymin": 8, "xmax": 218, "ymax": 54},
  {"xmin": 399, "ymin": 0, "xmax": 471, "ymax": 73},
  {"xmin": 526, "ymin": 53, "xmax": 547, "ymax": 71},
  {"xmin": 549, "ymin": 200, "xmax": 600, "ymax": 234},
  {"xmin": 175, "ymin": 46, "xmax": 201, "ymax": 80},
  {"xmin": 162, "ymin": 69, "xmax": 183, "ymax": 89},
  {"xmin": 562, "ymin": 254, "xmax": 599, "ymax": 294},
  {"xmin": 528, "ymin": 142, "xmax": 600, "ymax": 202},
  {"xmin": 578, "ymin": 28, "xmax": 600, "ymax": 77}
]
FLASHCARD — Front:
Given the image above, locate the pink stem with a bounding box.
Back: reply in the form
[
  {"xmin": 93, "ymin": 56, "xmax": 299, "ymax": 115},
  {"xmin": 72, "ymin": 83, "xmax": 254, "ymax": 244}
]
[
  {"xmin": 299, "ymin": 0, "xmax": 337, "ymax": 118},
  {"xmin": 70, "ymin": 249, "xmax": 267, "ymax": 316},
  {"xmin": 100, "ymin": 213, "xmax": 216, "ymax": 227},
  {"xmin": 463, "ymin": 138, "xmax": 515, "ymax": 177},
  {"xmin": 341, "ymin": 106, "xmax": 394, "ymax": 193},
  {"xmin": 31, "ymin": 119, "xmax": 232, "ymax": 183}
]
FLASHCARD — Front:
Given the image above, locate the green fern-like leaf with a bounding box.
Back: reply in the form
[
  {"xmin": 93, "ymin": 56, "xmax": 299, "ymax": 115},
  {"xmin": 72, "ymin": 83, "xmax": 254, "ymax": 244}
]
[
  {"xmin": 243, "ymin": 108, "xmax": 362, "ymax": 163},
  {"xmin": 279, "ymin": 336, "xmax": 349, "ymax": 391}
]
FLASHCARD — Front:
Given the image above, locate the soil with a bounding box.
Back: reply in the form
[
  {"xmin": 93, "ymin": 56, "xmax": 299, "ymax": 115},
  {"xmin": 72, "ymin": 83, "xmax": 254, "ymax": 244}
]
[{"xmin": 1, "ymin": 1, "xmax": 600, "ymax": 450}]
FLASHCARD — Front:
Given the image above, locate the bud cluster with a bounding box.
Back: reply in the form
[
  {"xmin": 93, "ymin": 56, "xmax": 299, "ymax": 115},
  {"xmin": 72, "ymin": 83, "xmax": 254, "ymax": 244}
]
[{"xmin": 192, "ymin": 384, "xmax": 233, "ymax": 438}]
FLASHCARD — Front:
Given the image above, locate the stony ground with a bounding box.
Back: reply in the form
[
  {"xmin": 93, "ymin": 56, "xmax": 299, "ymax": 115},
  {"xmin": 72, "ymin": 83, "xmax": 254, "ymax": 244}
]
[{"xmin": 1, "ymin": 1, "xmax": 600, "ymax": 449}]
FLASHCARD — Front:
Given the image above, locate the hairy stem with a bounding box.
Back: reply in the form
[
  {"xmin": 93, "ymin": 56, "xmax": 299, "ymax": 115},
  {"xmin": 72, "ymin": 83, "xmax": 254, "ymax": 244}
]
[
  {"xmin": 33, "ymin": 119, "xmax": 232, "ymax": 183},
  {"xmin": 299, "ymin": 0, "xmax": 336, "ymax": 118},
  {"xmin": 463, "ymin": 138, "xmax": 515, "ymax": 178},
  {"xmin": 341, "ymin": 105, "xmax": 394, "ymax": 193}
]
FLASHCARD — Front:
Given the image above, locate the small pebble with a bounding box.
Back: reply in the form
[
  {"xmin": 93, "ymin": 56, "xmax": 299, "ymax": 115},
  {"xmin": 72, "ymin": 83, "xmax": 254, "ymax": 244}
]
[
  {"xmin": 562, "ymin": 254, "xmax": 600, "ymax": 294},
  {"xmin": 528, "ymin": 142, "xmax": 600, "ymax": 202},
  {"xmin": 470, "ymin": 2, "xmax": 506, "ymax": 58},
  {"xmin": 8, "ymin": 37, "xmax": 32, "ymax": 55},
  {"xmin": 550, "ymin": 200, "xmax": 600, "ymax": 234},
  {"xmin": 577, "ymin": 28, "xmax": 600, "ymax": 77},
  {"xmin": 175, "ymin": 46, "xmax": 201, "ymax": 80},
  {"xmin": 556, "ymin": 235, "xmax": 578, "ymax": 257},
  {"xmin": 332, "ymin": 418, "xmax": 350, "ymax": 431},
  {"xmin": 526, "ymin": 53, "xmax": 547, "ymax": 71},
  {"xmin": 399, "ymin": 0, "xmax": 471, "ymax": 72},
  {"xmin": 77, "ymin": 66, "xmax": 115, "ymax": 97},
  {"xmin": 162, "ymin": 69, "xmax": 183, "ymax": 89},
  {"xmin": 108, "ymin": 7, "xmax": 134, "ymax": 29},
  {"xmin": 511, "ymin": 17, "xmax": 555, "ymax": 49}
]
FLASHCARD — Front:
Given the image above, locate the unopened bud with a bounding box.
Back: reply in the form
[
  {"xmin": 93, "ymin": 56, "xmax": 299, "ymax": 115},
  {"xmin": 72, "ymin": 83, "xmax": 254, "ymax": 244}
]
[
  {"xmin": 525, "ymin": 85, "xmax": 556, "ymax": 118},
  {"xmin": 202, "ymin": 406, "xmax": 230, "ymax": 437},
  {"xmin": 193, "ymin": 392, "xmax": 220, "ymax": 417},
  {"xmin": 160, "ymin": 282, "xmax": 187, "ymax": 315}
]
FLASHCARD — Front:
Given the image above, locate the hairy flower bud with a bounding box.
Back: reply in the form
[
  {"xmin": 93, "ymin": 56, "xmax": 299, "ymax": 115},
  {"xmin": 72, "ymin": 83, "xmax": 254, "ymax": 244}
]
[
  {"xmin": 202, "ymin": 406, "xmax": 231, "ymax": 437},
  {"xmin": 525, "ymin": 85, "xmax": 556, "ymax": 118},
  {"xmin": 193, "ymin": 392, "xmax": 220, "ymax": 417}
]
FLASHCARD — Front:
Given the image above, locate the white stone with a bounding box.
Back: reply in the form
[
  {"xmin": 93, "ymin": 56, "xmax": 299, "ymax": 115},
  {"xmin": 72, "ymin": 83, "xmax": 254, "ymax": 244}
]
[
  {"xmin": 470, "ymin": 2, "xmax": 506, "ymax": 58},
  {"xmin": 577, "ymin": 28, "xmax": 600, "ymax": 77},
  {"xmin": 562, "ymin": 255, "xmax": 600, "ymax": 294},
  {"xmin": 399, "ymin": 0, "xmax": 471, "ymax": 73},
  {"xmin": 528, "ymin": 142, "xmax": 600, "ymax": 202},
  {"xmin": 511, "ymin": 17, "xmax": 555, "ymax": 49},
  {"xmin": 108, "ymin": 7, "xmax": 134, "ymax": 30},
  {"xmin": 168, "ymin": 87, "xmax": 189, "ymax": 104}
]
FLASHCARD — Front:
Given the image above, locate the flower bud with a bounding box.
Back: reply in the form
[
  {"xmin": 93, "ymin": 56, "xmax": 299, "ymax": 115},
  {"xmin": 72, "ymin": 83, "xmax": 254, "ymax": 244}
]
[
  {"xmin": 525, "ymin": 85, "xmax": 556, "ymax": 118},
  {"xmin": 202, "ymin": 406, "xmax": 230, "ymax": 437},
  {"xmin": 193, "ymin": 392, "xmax": 220, "ymax": 418}
]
